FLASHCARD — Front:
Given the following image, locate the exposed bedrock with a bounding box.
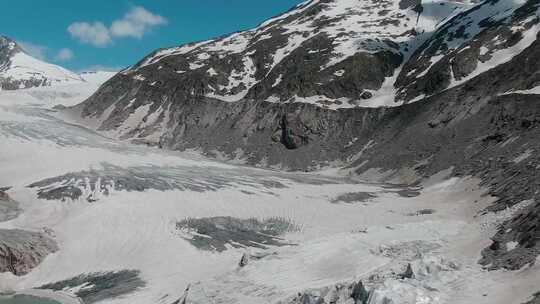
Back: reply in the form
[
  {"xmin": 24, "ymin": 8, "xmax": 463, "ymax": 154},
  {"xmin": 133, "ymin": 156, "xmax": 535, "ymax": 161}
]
[
  {"xmin": 0, "ymin": 229, "xmax": 58, "ymax": 276},
  {"xmin": 75, "ymin": 81, "xmax": 387, "ymax": 169},
  {"xmin": 524, "ymin": 292, "xmax": 540, "ymax": 304},
  {"xmin": 0, "ymin": 191, "xmax": 55, "ymax": 276}
]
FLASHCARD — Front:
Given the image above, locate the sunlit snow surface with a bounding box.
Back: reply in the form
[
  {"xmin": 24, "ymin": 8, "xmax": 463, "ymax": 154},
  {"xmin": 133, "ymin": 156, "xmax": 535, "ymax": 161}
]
[
  {"xmin": 0, "ymin": 83, "xmax": 539, "ymax": 304},
  {"xmin": 0, "ymin": 52, "xmax": 83, "ymax": 89}
]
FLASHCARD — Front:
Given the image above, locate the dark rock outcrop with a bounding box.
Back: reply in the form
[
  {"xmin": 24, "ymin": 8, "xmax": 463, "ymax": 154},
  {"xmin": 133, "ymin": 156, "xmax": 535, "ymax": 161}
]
[
  {"xmin": 0, "ymin": 229, "xmax": 58, "ymax": 276},
  {"xmin": 351, "ymin": 280, "xmax": 370, "ymax": 304},
  {"xmin": 398, "ymin": 263, "xmax": 415, "ymax": 279},
  {"xmin": 0, "ymin": 190, "xmax": 55, "ymax": 276},
  {"xmin": 239, "ymin": 253, "xmax": 250, "ymax": 267}
]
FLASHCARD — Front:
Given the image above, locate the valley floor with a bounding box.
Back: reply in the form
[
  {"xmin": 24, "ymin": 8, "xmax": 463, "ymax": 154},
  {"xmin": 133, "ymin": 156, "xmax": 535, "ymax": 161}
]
[{"xmin": 0, "ymin": 85, "xmax": 538, "ymax": 304}]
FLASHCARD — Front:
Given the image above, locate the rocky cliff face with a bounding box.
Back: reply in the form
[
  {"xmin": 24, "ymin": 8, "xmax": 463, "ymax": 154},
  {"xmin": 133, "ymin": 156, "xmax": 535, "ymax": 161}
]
[
  {"xmin": 70, "ymin": 0, "xmax": 540, "ymax": 269},
  {"xmin": 0, "ymin": 36, "xmax": 83, "ymax": 90},
  {"xmin": 0, "ymin": 190, "xmax": 57, "ymax": 276},
  {"xmin": 0, "ymin": 229, "xmax": 58, "ymax": 276},
  {"xmin": 395, "ymin": 0, "xmax": 540, "ymax": 102}
]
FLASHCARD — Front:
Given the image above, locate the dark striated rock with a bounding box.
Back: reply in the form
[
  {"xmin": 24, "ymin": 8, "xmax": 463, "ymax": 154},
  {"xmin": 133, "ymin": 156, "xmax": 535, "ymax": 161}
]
[
  {"xmin": 398, "ymin": 263, "xmax": 415, "ymax": 279},
  {"xmin": 280, "ymin": 114, "xmax": 312, "ymax": 150},
  {"xmin": 360, "ymin": 91, "xmax": 373, "ymax": 100},
  {"xmin": 351, "ymin": 280, "xmax": 370, "ymax": 304},
  {"xmin": 239, "ymin": 253, "xmax": 250, "ymax": 267},
  {"xmin": 0, "ymin": 229, "xmax": 58, "ymax": 276},
  {"xmin": 480, "ymin": 201, "xmax": 540, "ymax": 270}
]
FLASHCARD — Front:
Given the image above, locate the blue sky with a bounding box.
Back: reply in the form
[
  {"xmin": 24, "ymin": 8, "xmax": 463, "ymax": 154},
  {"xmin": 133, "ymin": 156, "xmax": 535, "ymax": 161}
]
[{"xmin": 2, "ymin": 1, "xmax": 303, "ymax": 72}]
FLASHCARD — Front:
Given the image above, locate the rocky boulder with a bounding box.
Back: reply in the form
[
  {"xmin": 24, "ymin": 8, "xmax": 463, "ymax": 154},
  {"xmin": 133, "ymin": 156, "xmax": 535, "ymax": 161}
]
[{"xmin": 0, "ymin": 229, "xmax": 58, "ymax": 276}]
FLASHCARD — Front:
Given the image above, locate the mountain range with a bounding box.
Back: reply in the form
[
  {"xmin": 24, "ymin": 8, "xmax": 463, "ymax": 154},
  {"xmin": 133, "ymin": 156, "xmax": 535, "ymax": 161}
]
[{"xmin": 1, "ymin": 0, "xmax": 540, "ymax": 303}]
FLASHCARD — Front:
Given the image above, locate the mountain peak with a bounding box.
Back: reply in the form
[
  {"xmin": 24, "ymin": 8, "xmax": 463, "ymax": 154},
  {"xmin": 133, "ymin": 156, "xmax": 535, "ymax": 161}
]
[
  {"xmin": 0, "ymin": 35, "xmax": 83, "ymax": 90},
  {"xmin": 0, "ymin": 36, "xmax": 24, "ymax": 66},
  {"xmin": 0, "ymin": 35, "xmax": 21, "ymax": 50}
]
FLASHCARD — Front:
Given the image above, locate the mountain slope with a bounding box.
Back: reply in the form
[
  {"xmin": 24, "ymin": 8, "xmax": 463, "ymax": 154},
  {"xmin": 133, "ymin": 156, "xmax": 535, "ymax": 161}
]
[
  {"xmin": 124, "ymin": 0, "xmax": 470, "ymax": 107},
  {"xmin": 70, "ymin": 0, "xmax": 540, "ymax": 167},
  {"xmin": 72, "ymin": 0, "xmax": 475, "ymax": 142},
  {"xmin": 396, "ymin": 0, "xmax": 540, "ymax": 101},
  {"xmin": 0, "ymin": 36, "xmax": 83, "ymax": 90},
  {"xmin": 66, "ymin": 0, "xmax": 540, "ymax": 272}
]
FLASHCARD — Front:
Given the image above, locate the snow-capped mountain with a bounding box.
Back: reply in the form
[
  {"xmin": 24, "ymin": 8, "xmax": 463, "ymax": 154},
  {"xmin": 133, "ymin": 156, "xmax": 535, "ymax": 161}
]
[
  {"xmin": 2, "ymin": 1, "xmax": 540, "ymax": 304},
  {"xmin": 396, "ymin": 0, "xmax": 540, "ymax": 101},
  {"xmin": 71, "ymin": 0, "xmax": 539, "ymax": 151},
  {"xmin": 100, "ymin": 0, "xmax": 474, "ymax": 109},
  {"xmin": 0, "ymin": 36, "xmax": 83, "ymax": 90},
  {"xmin": 71, "ymin": 0, "xmax": 480, "ymax": 142}
]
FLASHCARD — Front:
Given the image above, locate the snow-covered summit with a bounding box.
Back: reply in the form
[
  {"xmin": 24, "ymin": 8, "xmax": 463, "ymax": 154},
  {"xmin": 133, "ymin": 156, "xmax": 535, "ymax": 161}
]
[{"xmin": 0, "ymin": 36, "xmax": 83, "ymax": 90}]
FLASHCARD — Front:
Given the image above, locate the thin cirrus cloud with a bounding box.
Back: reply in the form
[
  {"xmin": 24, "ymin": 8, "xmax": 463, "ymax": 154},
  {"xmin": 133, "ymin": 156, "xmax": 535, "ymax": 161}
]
[
  {"xmin": 68, "ymin": 6, "xmax": 167, "ymax": 47},
  {"xmin": 55, "ymin": 48, "xmax": 75, "ymax": 61},
  {"xmin": 19, "ymin": 41, "xmax": 75, "ymax": 62},
  {"xmin": 18, "ymin": 41, "xmax": 48, "ymax": 60}
]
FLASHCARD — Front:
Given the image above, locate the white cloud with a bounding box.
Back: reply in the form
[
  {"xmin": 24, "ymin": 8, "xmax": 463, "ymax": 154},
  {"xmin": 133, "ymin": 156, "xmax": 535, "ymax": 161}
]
[
  {"xmin": 68, "ymin": 22, "xmax": 112, "ymax": 47},
  {"xmin": 68, "ymin": 6, "xmax": 166, "ymax": 47},
  {"xmin": 18, "ymin": 41, "xmax": 48, "ymax": 60},
  {"xmin": 110, "ymin": 6, "xmax": 167, "ymax": 39},
  {"xmin": 56, "ymin": 48, "xmax": 74, "ymax": 61},
  {"xmin": 17, "ymin": 41, "xmax": 74, "ymax": 63}
]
